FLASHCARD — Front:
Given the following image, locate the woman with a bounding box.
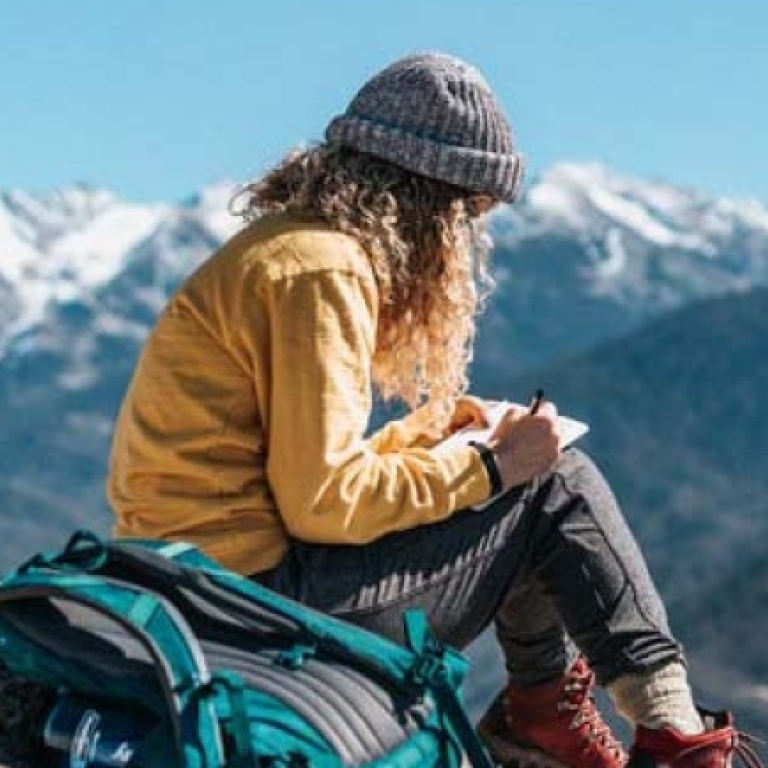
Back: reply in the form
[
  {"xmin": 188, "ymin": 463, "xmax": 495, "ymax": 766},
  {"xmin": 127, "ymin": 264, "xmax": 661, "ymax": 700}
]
[{"xmin": 108, "ymin": 52, "xmax": 751, "ymax": 768}]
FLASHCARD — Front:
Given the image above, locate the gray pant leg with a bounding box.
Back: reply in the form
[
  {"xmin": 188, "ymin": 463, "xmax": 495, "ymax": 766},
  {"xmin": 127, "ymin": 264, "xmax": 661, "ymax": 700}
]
[
  {"xmin": 256, "ymin": 448, "xmax": 684, "ymax": 686},
  {"xmin": 495, "ymin": 575, "xmax": 579, "ymax": 687},
  {"xmin": 259, "ymin": 482, "xmax": 536, "ymax": 650},
  {"xmin": 516, "ymin": 449, "xmax": 682, "ymax": 684}
]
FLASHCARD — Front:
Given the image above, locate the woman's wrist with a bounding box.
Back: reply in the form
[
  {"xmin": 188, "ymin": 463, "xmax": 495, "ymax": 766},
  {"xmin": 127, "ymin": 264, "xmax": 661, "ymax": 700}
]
[{"xmin": 469, "ymin": 441, "xmax": 504, "ymax": 498}]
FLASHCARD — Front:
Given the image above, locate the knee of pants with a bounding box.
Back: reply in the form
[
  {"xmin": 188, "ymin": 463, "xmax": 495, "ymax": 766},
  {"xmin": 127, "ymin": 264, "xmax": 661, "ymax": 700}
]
[
  {"xmin": 555, "ymin": 444, "xmax": 591, "ymax": 470},
  {"xmin": 542, "ymin": 447, "xmax": 621, "ymax": 522},
  {"xmin": 551, "ymin": 447, "xmax": 607, "ymax": 490}
]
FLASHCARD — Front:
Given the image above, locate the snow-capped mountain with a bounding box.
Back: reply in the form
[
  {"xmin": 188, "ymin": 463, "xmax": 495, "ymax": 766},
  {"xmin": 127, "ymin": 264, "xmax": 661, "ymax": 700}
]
[
  {"xmin": 2, "ymin": 163, "xmax": 768, "ymax": 372},
  {"xmin": 476, "ymin": 162, "xmax": 768, "ymax": 375},
  {"xmin": 0, "ymin": 182, "xmax": 239, "ymax": 354},
  {"xmin": 2, "ymin": 165, "xmax": 768, "ymax": 744},
  {"xmin": 510, "ymin": 162, "xmax": 768, "ymax": 249},
  {"xmin": 3, "ymin": 160, "xmax": 768, "ymax": 613}
]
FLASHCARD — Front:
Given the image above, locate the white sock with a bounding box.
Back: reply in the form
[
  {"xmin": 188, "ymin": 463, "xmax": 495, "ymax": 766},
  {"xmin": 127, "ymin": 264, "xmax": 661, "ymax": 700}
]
[{"xmin": 607, "ymin": 662, "xmax": 704, "ymax": 735}]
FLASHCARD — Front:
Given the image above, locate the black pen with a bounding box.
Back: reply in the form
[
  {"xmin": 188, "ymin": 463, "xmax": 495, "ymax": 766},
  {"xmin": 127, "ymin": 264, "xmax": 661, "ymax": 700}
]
[{"xmin": 529, "ymin": 388, "xmax": 545, "ymax": 415}]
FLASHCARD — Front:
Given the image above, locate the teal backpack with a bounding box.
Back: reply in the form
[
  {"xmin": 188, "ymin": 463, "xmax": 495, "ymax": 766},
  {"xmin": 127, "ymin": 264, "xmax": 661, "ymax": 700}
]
[{"xmin": 0, "ymin": 531, "xmax": 495, "ymax": 767}]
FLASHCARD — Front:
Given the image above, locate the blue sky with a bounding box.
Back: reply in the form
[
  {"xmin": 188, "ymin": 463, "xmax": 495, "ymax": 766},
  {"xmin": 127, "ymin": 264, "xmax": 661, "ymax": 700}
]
[{"xmin": 1, "ymin": 0, "xmax": 766, "ymax": 202}]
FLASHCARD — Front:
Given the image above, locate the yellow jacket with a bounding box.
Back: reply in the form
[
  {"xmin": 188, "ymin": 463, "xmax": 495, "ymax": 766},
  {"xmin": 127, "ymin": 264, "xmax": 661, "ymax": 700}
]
[{"xmin": 108, "ymin": 214, "xmax": 490, "ymax": 575}]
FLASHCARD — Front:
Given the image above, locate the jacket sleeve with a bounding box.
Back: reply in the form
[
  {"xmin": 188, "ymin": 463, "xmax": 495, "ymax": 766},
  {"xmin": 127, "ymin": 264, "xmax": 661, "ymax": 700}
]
[
  {"xmin": 366, "ymin": 404, "xmax": 447, "ymax": 453},
  {"xmin": 262, "ymin": 266, "xmax": 490, "ymax": 545}
]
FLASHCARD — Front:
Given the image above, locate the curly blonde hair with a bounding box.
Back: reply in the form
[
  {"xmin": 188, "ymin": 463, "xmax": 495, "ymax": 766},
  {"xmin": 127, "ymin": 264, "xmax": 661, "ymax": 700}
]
[{"xmin": 231, "ymin": 144, "xmax": 496, "ymax": 427}]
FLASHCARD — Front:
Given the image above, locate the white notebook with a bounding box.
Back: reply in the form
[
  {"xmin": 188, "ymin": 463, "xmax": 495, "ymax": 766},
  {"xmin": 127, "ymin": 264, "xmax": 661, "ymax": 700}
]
[
  {"xmin": 436, "ymin": 400, "xmax": 589, "ymax": 508},
  {"xmin": 436, "ymin": 400, "xmax": 589, "ymax": 453}
]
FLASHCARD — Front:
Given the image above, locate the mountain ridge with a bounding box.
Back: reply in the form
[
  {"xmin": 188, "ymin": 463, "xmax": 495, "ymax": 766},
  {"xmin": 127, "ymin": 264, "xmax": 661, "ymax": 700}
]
[
  {"xmin": 3, "ymin": 162, "xmax": 768, "ymax": 365},
  {"xmin": 1, "ymin": 165, "xmax": 767, "ymax": 743}
]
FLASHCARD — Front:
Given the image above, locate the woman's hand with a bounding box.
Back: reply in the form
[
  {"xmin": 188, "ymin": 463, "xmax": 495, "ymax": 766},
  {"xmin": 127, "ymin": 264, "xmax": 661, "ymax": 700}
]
[
  {"xmin": 447, "ymin": 395, "xmax": 490, "ymax": 434},
  {"xmin": 488, "ymin": 400, "xmax": 562, "ymax": 489}
]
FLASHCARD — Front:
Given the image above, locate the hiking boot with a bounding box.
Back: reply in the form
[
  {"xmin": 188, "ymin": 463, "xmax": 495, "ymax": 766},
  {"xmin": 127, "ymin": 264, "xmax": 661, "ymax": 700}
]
[
  {"xmin": 628, "ymin": 708, "xmax": 764, "ymax": 768},
  {"xmin": 477, "ymin": 657, "xmax": 628, "ymax": 768}
]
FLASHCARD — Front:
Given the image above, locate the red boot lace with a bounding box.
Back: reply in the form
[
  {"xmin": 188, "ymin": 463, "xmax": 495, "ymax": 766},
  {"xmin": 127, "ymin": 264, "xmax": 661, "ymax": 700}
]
[
  {"xmin": 731, "ymin": 732, "xmax": 765, "ymax": 768},
  {"xmin": 556, "ymin": 663, "xmax": 627, "ymax": 765},
  {"xmin": 501, "ymin": 659, "xmax": 628, "ymax": 768}
]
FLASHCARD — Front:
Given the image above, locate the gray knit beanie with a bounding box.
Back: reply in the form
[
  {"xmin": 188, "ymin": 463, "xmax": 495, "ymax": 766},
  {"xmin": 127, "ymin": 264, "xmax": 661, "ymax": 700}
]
[{"xmin": 325, "ymin": 52, "xmax": 524, "ymax": 203}]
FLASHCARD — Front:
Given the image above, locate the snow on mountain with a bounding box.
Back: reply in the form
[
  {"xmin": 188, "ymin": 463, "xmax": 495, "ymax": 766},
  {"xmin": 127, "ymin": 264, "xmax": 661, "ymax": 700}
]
[
  {"xmin": 493, "ymin": 162, "xmax": 768, "ymax": 292},
  {"xmin": 470, "ymin": 163, "xmax": 768, "ymax": 372},
  {"xmin": 181, "ymin": 182, "xmax": 246, "ymax": 242},
  {"xmin": 509, "ymin": 161, "xmax": 768, "ymax": 247},
  {"xmin": 2, "ymin": 164, "xmax": 768, "ymax": 372},
  {"xmin": 0, "ymin": 183, "xmax": 241, "ymax": 352}
]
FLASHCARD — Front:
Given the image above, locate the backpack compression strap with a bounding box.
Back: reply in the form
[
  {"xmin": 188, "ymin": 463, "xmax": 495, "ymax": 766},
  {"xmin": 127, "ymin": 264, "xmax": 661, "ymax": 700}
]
[{"xmin": 403, "ymin": 610, "xmax": 495, "ymax": 768}]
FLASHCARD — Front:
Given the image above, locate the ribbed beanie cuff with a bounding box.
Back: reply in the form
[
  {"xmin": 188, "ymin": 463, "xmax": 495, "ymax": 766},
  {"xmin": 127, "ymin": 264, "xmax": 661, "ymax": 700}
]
[{"xmin": 325, "ymin": 52, "xmax": 524, "ymax": 202}]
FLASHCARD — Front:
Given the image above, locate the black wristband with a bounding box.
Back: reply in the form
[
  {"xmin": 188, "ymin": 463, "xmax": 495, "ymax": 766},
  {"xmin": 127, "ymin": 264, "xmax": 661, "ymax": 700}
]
[{"xmin": 469, "ymin": 441, "xmax": 504, "ymax": 498}]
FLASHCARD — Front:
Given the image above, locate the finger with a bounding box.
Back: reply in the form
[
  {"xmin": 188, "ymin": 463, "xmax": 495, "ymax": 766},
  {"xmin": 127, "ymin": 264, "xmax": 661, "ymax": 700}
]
[
  {"xmin": 495, "ymin": 406, "xmax": 526, "ymax": 430},
  {"xmin": 489, "ymin": 410, "xmax": 517, "ymax": 441},
  {"xmin": 532, "ymin": 401, "xmax": 558, "ymax": 420},
  {"xmin": 451, "ymin": 397, "xmax": 489, "ymax": 429},
  {"xmin": 464, "ymin": 398, "xmax": 490, "ymax": 426}
]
